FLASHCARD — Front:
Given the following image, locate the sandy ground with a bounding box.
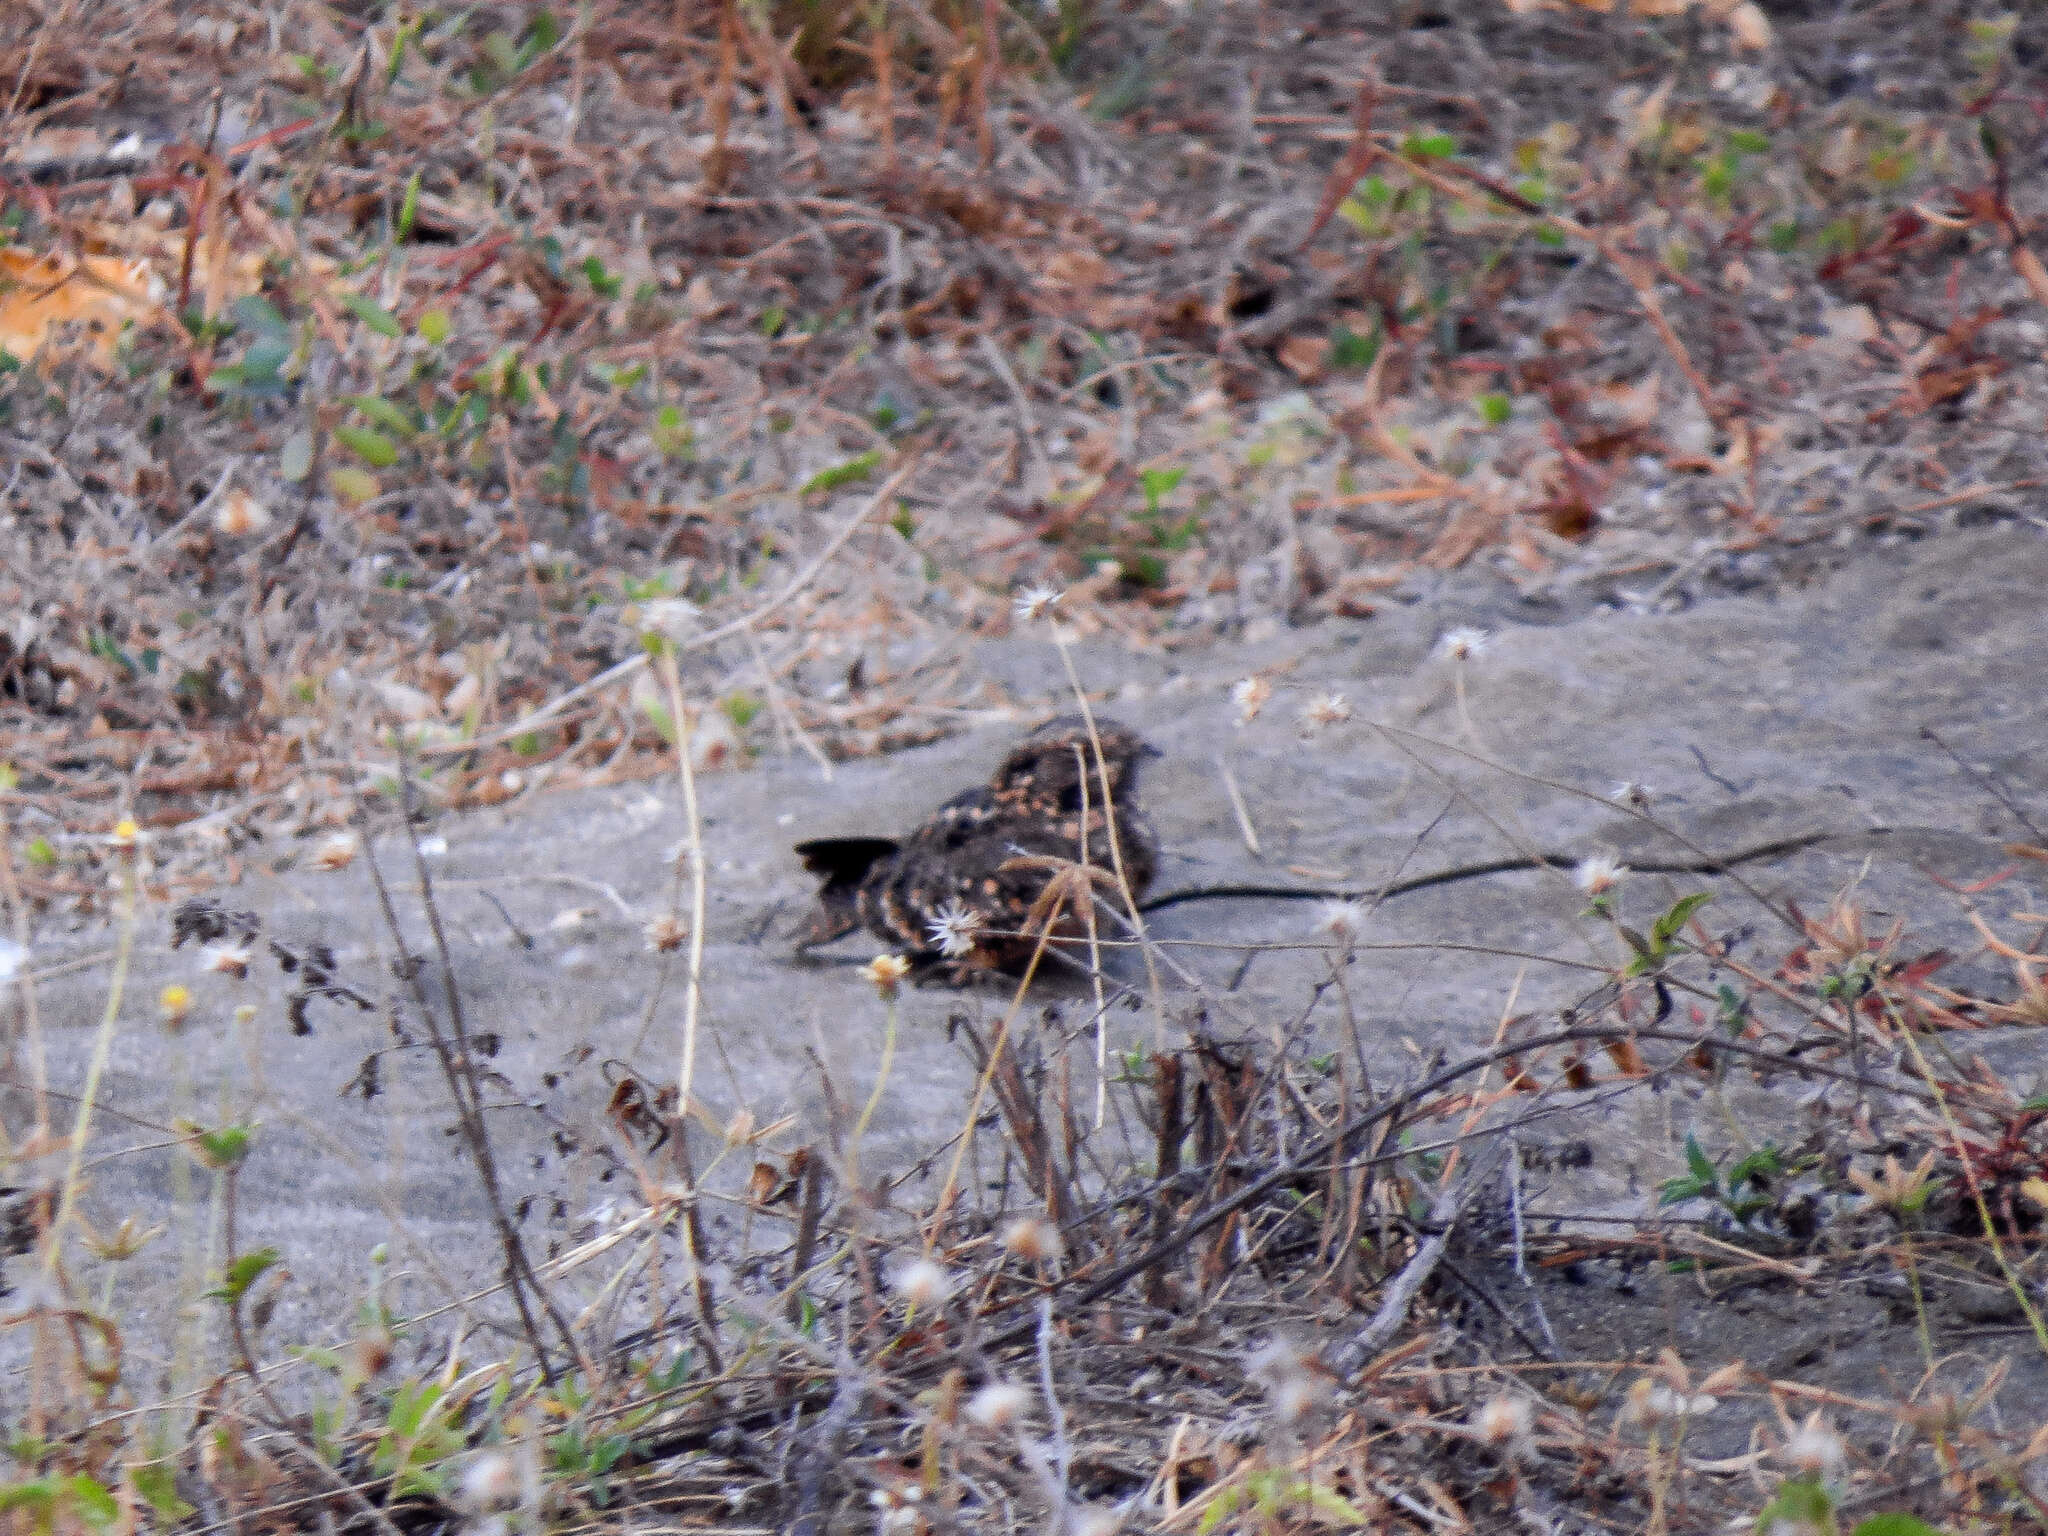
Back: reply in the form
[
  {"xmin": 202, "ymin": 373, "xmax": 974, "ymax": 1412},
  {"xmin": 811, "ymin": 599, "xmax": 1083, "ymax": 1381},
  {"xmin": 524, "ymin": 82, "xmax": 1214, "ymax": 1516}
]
[{"xmin": 7, "ymin": 523, "xmax": 2047, "ymax": 1416}]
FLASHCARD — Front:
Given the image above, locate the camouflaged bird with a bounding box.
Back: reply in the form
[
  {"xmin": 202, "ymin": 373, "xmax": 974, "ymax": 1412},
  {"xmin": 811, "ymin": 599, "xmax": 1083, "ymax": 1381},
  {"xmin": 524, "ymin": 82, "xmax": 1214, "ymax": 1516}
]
[{"xmin": 794, "ymin": 717, "xmax": 1161, "ymax": 977}]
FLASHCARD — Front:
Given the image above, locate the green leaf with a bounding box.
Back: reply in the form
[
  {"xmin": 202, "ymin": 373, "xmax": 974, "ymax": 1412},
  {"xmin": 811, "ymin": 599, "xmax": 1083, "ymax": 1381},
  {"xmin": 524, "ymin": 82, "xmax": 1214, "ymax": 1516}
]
[
  {"xmin": 1329, "ymin": 324, "xmax": 1380, "ymax": 370},
  {"xmin": 652, "ymin": 403, "xmax": 694, "ymax": 459},
  {"xmin": 334, "ymin": 425, "xmax": 399, "ymax": 467},
  {"xmin": 1656, "ymin": 1173, "xmax": 1708, "ymax": 1208},
  {"xmin": 1757, "ymin": 1477, "xmax": 1837, "ymax": 1536},
  {"xmin": 1401, "ymin": 131, "xmax": 1457, "ymax": 159},
  {"xmin": 1684, "ymin": 1133, "xmax": 1718, "ymax": 1191},
  {"xmin": 328, "ymin": 466, "xmax": 379, "ymax": 504},
  {"xmin": 800, "ymin": 449, "xmax": 882, "ymax": 494},
  {"xmin": 1727, "ymin": 1145, "xmax": 1782, "ymax": 1190},
  {"xmin": 1138, "ymin": 463, "xmax": 1186, "ymax": 513},
  {"xmin": 208, "ymin": 1246, "xmax": 281, "ymax": 1305},
  {"xmin": 396, "ymin": 170, "xmax": 421, "ymax": 243},
  {"xmin": 639, "ymin": 697, "xmax": 677, "ymax": 744},
  {"xmin": 340, "ymin": 293, "xmax": 403, "ymax": 338},
  {"xmin": 1475, "ymin": 392, "xmax": 1511, "ymax": 427},
  {"xmin": 232, "ymin": 294, "xmax": 290, "ymax": 335},
  {"xmin": 348, "ymin": 395, "xmax": 415, "ymax": 435},
  {"xmin": 1651, "ymin": 892, "xmax": 1713, "ymax": 949},
  {"xmin": 132, "ymin": 1462, "xmax": 195, "ymax": 1522},
  {"xmin": 581, "ymin": 255, "xmax": 622, "ymax": 298},
  {"xmin": 63, "ymin": 1476, "xmax": 119, "ymax": 1528},
  {"xmin": 280, "ymin": 428, "xmax": 315, "ymax": 483},
  {"xmin": 1851, "ymin": 1515, "xmax": 1943, "ymax": 1536}
]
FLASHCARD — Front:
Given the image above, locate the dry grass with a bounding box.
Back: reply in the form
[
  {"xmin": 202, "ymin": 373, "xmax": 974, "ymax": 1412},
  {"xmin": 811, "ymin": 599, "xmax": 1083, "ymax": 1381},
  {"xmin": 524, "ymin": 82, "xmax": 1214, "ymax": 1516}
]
[
  {"xmin": 6, "ymin": 0, "xmax": 2048, "ymax": 1530},
  {"xmin": 2, "ymin": 0, "xmax": 2046, "ymax": 884}
]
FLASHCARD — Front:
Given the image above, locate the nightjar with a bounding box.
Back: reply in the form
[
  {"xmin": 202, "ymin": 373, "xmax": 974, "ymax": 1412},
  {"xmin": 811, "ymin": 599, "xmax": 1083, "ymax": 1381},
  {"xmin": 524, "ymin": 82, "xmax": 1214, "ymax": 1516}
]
[{"xmin": 794, "ymin": 716, "xmax": 1161, "ymax": 977}]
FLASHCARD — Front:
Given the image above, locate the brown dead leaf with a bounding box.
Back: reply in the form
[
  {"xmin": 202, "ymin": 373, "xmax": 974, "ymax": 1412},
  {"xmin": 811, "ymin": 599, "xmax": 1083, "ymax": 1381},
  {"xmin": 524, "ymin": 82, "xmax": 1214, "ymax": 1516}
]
[
  {"xmin": 0, "ymin": 247, "xmax": 165, "ymax": 367},
  {"xmin": 1277, "ymin": 333, "xmax": 1329, "ymax": 382},
  {"xmin": 1043, "ymin": 247, "xmax": 1113, "ymax": 291}
]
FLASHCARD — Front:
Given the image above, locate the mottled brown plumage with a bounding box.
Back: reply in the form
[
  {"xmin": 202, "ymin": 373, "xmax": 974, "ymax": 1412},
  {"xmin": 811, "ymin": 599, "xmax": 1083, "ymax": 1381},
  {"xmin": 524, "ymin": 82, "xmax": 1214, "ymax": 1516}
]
[{"xmin": 794, "ymin": 717, "xmax": 1160, "ymax": 977}]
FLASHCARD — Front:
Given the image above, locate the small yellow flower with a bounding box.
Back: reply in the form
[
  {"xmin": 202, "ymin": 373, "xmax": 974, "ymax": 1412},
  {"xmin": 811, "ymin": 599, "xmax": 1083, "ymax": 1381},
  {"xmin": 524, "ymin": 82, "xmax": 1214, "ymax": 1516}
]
[
  {"xmin": 108, "ymin": 818, "xmax": 140, "ymax": 849},
  {"xmin": 159, "ymin": 983, "xmax": 194, "ymax": 1026},
  {"xmin": 861, "ymin": 953, "xmax": 912, "ymax": 998}
]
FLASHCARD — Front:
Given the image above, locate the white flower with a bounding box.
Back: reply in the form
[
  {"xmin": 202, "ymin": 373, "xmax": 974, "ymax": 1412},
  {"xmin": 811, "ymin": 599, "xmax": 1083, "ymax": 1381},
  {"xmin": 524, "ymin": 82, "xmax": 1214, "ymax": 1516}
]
[
  {"xmin": 965, "ymin": 1381, "xmax": 1030, "ymax": 1430},
  {"xmin": 1437, "ymin": 626, "xmax": 1492, "ymax": 661},
  {"xmin": 1231, "ymin": 676, "xmax": 1271, "ymax": 726},
  {"xmin": 1316, "ymin": 899, "xmax": 1368, "ymax": 944},
  {"xmin": 1573, "ymin": 854, "xmax": 1627, "ymax": 895},
  {"xmin": 1013, "ymin": 583, "xmax": 1064, "ymax": 623},
  {"xmin": 1298, "ymin": 690, "xmax": 1353, "ymax": 733},
  {"xmin": 895, "ymin": 1257, "xmax": 954, "ymax": 1308},
  {"xmin": 1611, "ymin": 779, "xmax": 1652, "ymax": 810},
  {"xmin": 925, "ymin": 902, "xmax": 984, "ymax": 959}
]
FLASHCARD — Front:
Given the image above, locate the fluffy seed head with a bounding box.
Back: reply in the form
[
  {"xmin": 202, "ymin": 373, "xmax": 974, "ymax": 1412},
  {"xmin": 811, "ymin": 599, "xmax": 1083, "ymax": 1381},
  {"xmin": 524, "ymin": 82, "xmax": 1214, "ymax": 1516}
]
[
  {"xmin": 1232, "ymin": 676, "xmax": 1272, "ymax": 726},
  {"xmin": 965, "ymin": 1381, "xmax": 1030, "ymax": 1430},
  {"xmin": 1316, "ymin": 899, "xmax": 1368, "ymax": 945},
  {"xmin": 1475, "ymin": 1393, "xmax": 1534, "ymax": 1453},
  {"xmin": 926, "ymin": 902, "xmax": 984, "ymax": 959},
  {"xmin": 1298, "ymin": 690, "xmax": 1353, "ymax": 733},
  {"xmin": 459, "ymin": 1451, "xmax": 521, "ymax": 1512},
  {"xmin": 1013, "ymin": 583, "xmax": 1065, "ymax": 623},
  {"xmin": 1574, "ymin": 854, "xmax": 1627, "ymax": 895},
  {"xmin": 1780, "ymin": 1411, "xmax": 1845, "ymax": 1480},
  {"xmin": 1269, "ymin": 1374, "xmax": 1327, "ymax": 1426},
  {"xmin": 895, "ymin": 1257, "xmax": 955, "ymax": 1309},
  {"xmin": 311, "ymin": 832, "xmax": 359, "ymax": 871},
  {"xmin": 643, "ymin": 913, "xmax": 688, "ymax": 953},
  {"xmin": 999, "ymin": 1215, "xmax": 1062, "ymax": 1263},
  {"xmin": 202, "ymin": 942, "xmax": 252, "ymax": 979},
  {"xmin": 1620, "ymin": 1378, "xmax": 1717, "ymax": 1430},
  {"xmin": 213, "ymin": 488, "xmax": 273, "ymax": 537},
  {"xmin": 1437, "ymin": 626, "xmax": 1492, "ymax": 661}
]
